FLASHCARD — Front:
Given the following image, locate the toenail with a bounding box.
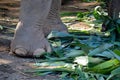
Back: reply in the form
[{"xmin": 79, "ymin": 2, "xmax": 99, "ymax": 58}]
[
  {"xmin": 33, "ymin": 48, "xmax": 45, "ymax": 57},
  {"xmin": 15, "ymin": 48, "xmax": 27, "ymax": 56}
]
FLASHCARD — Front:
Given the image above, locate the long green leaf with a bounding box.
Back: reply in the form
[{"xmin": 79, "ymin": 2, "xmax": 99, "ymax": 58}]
[
  {"xmin": 107, "ymin": 67, "xmax": 120, "ymax": 80},
  {"xmin": 107, "ymin": 49, "xmax": 120, "ymax": 61},
  {"xmin": 86, "ymin": 59, "xmax": 120, "ymax": 74},
  {"xmin": 88, "ymin": 43, "xmax": 113, "ymax": 56},
  {"xmin": 65, "ymin": 49, "xmax": 85, "ymax": 58},
  {"xmin": 47, "ymin": 31, "xmax": 73, "ymax": 39}
]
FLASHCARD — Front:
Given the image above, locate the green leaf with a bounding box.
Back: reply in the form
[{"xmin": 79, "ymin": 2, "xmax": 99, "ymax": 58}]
[
  {"xmin": 35, "ymin": 61, "xmax": 72, "ymax": 67},
  {"xmin": 86, "ymin": 59, "xmax": 120, "ymax": 74},
  {"xmin": 88, "ymin": 57, "xmax": 105, "ymax": 67},
  {"xmin": 47, "ymin": 31, "xmax": 73, "ymax": 39},
  {"xmin": 116, "ymin": 18, "xmax": 120, "ymax": 24},
  {"xmin": 0, "ymin": 25, "xmax": 3, "ymax": 30},
  {"xmin": 104, "ymin": 19, "xmax": 110, "ymax": 26},
  {"xmin": 96, "ymin": 51, "xmax": 114, "ymax": 59},
  {"xmin": 77, "ymin": 12, "xmax": 84, "ymax": 18},
  {"xmin": 75, "ymin": 65, "xmax": 88, "ymax": 80},
  {"xmin": 107, "ymin": 67, "xmax": 120, "ymax": 80},
  {"xmin": 60, "ymin": 72, "xmax": 69, "ymax": 78},
  {"xmin": 70, "ymin": 40, "xmax": 92, "ymax": 53},
  {"xmin": 110, "ymin": 31, "xmax": 116, "ymax": 42},
  {"xmin": 51, "ymin": 40, "xmax": 61, "ymax": 47},
  {"xmin": 65, "ymin": 49, "xmax": 85, "ymax": 58},
  {"xmin": 107, "ymin": 49, "xmax": 120, "ymax": 61},
  {"xmin": 52, "ymin": 47, "xmax": 64, "ymax": 57},
  {"xmin": 27, "ymin": 66, "xmax": 74, "ymax": 73},
  {"xmin": 88, "ymin": 43, "xmax": 113, "ymax": 56},
  {"xmin": 113, "ymin": 49, "xmax": 120, "ymax": 56},
  {"xmin": 34, "ymin": 72, "xmax": 52, "ymax": 76},
  {"xmin": 116, "ymin": 25, "xmax": 120, "ymax": 33},
  {"xmin": 106, "ymin": 27, "xmax": 116, "ymax": 33},
  {"xmin": 114, "ymin": 42, "xmax": 120, "ymax": 47}
]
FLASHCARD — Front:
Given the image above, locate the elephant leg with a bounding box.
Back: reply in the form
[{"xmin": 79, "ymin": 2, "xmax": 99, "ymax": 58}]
[
  {"xmin": 11, "ymin": 0, "xmax": 52, "ymax": 57},
  {"xmin": 43, "ymin": 0, "xmax": 68, "ymax": 36}
]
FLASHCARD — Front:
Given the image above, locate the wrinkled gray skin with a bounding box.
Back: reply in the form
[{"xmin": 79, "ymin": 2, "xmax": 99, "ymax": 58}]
[{"xmin": 11, "ymin": 0, "xmax": 67, "ymax": 57}]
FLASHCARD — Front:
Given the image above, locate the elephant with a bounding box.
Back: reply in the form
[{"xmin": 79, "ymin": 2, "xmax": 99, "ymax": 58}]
[{"xmin": 10, "ymin": 0, "xmax": 68, "ymax": 57}]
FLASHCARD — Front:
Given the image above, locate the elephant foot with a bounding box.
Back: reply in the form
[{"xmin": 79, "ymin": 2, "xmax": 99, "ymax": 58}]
[
  {"xmin": 13, "ymin": 44, "xmax": 49, "ymax": 57},
  {"xmin": 11, "ymin": 38, "xmax": 51, "ymax": 57},
  {"xmin": 11, "ymin": 22, "xmax": 51, "ymax": 57}
]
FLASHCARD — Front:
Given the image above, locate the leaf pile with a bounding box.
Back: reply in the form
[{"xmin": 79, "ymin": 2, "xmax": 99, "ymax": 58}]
[{"xmin": 29, "ymin": 31, "xmax": 120, "ymax": 80}]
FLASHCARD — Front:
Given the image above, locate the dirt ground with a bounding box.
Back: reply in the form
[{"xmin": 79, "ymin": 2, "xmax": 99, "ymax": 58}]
[
  {"xmin": 0, "ymin": 51, "xmax": 59, "ymax": 80},
  {"xmin": 0, "ymin": 1, "xmax": 100, "ymax": 80}
]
